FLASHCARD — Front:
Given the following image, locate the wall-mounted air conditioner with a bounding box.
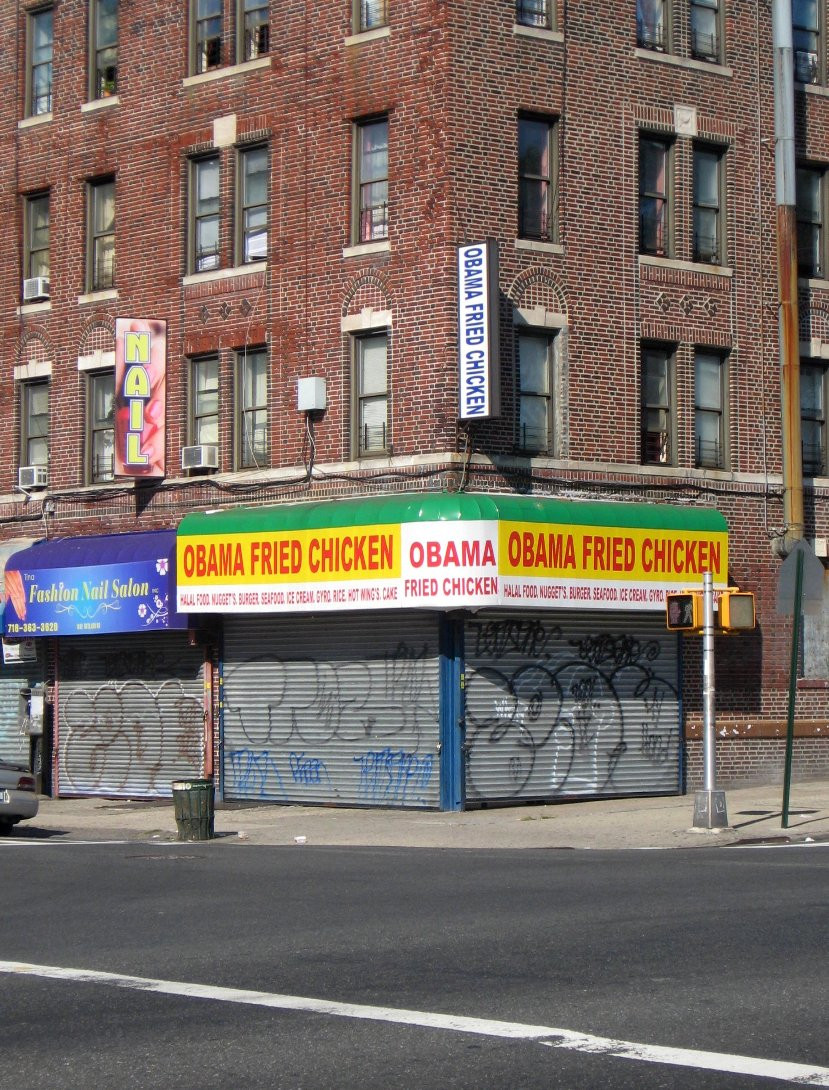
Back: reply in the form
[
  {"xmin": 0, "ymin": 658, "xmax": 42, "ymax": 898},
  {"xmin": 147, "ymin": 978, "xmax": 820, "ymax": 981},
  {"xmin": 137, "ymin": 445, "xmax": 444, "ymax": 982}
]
[
  {"xmin": 181, "ymin": 444, "xmax": 219, "ymax": 471},
  {"xmin": 18, "ymin": 465, "xmax": 48, "ymax": 489},
  {"xmin": 22, "ymin": 277, "xmax": 50, "ymax": 302}
]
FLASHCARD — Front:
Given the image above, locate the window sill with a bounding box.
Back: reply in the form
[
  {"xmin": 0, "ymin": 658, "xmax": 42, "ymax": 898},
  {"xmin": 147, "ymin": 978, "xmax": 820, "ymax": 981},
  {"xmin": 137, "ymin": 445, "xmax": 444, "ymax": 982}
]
[
  {"xmin": 81, "ymin": 96, "xmax": 119, "ymax": 113},
  {"xmin": 514, "ymin": 238, "xmax": 564, "ymax": 255},
  {"xmin": 512, "ymin": 24, "xmax": 563, "ymax": 43},
  {"xmin": 16, "ymin": 300, "xmax": 51, "ymax": 316},
  {"xmin": 800, "ymin": 82, "xmax": 829, "ymax": 98},
  {"xmin": 182, "ymin": 55, "xmax": 271, "ymax": 88},
  {"xmin": 18, "ymin": 113, "xmax": 52, "ymax": 130},
  {"xmin": 182, "ymin": 261, "xmax": 266, "ymax": 287},
  {"xmin": 342, "ymin": 240, "xmax": 391, "ymax": 259},
  {"xmin": 799, "ymin": 276, "xmax": 829, "ymax": 291},
  {"xmin": 638, "ymin": 254, "xmax": 733, "ymax": 277},
  {"xmin": 78, "ymin": 288, "xmax": 118, "ymax": 305},
  {"xmin": 344, "ymin": 26, "xmax": 391, "ymax": 46},
  {"xmin": 797, "ymin": 678, "xmax": 829, "ymax": 690},
  {"xmin": 633, "ymin": 47, "xmax": 732, "ymax": 77}
]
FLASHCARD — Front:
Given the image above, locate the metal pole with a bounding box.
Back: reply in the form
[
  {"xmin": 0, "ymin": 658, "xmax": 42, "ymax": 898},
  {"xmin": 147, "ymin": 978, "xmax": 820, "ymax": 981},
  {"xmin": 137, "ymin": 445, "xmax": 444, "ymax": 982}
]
[
  {"xmin": 694, "ymin": 572, "xmax": 729, "ymax": 829},
  {"xmin": 782, "ymin": 547, "xmax": 804, "ymax": 828}
]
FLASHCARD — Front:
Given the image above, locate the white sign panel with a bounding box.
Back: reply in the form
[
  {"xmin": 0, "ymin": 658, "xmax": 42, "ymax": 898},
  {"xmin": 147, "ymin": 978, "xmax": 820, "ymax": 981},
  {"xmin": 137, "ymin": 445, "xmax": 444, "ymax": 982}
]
[{"xmin": 458, "ymin": 240, "xmax": 500, "ymax": 419}]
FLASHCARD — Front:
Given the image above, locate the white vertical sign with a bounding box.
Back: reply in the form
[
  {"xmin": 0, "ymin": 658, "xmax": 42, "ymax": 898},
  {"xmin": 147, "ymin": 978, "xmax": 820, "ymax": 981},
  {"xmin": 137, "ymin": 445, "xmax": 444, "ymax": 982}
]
[{"xmin": 458, "ymin": 240, "xmax": 500, "ymax": 420}]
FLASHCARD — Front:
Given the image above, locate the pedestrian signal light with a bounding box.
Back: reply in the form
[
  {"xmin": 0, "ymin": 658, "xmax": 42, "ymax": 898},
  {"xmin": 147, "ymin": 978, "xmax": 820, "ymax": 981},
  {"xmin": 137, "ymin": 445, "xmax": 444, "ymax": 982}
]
[
  {"xmin": 719, "ymin": 590, "xmax": 756, "ymax": 631},
  {"xmin": 665, "ymin": 591, "xmax": 703, "ymax": 631}
]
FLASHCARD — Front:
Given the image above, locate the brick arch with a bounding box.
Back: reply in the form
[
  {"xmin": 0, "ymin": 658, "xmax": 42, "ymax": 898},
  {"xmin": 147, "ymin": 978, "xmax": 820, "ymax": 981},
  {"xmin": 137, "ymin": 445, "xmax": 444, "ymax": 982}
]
[
  {"xmin": 78, "ymin": 319, "xmax": 115, "ymax": 357},
  {"xmin": 15, "ymin": 330, "xmax": 52, "ymax": 367},
  {"xmin": 506, "ymin": 268, "xmax": 568, "ymax": 317},
  {"xmin": 342, "ymin": 272, "xmax": 393, "ymax": 316},
  {"xmin": 805, "ymin": 305, "xmax": 829, "ymax": 346}
]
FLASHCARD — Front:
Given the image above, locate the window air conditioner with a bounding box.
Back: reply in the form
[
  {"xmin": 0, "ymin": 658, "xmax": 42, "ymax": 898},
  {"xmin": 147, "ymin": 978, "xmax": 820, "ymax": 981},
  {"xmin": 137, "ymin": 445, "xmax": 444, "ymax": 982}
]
[
  {"xmin": 18, "ymin": 466, "xmax": 48, "ymax": 489},
  {"xmin": 181, "ymin": 444, "xmax": 219, "ymax": 471},
  {"xmin": 22, "ymin": 277, "xmax": 50, "ymax": 302}
]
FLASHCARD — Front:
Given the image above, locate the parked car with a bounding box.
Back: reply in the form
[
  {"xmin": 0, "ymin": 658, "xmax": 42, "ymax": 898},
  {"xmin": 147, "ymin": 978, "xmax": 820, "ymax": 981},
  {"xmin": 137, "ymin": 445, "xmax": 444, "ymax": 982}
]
[{"xmin": 0, "ymin": 759, "xmax": 38, "ymax": 835}]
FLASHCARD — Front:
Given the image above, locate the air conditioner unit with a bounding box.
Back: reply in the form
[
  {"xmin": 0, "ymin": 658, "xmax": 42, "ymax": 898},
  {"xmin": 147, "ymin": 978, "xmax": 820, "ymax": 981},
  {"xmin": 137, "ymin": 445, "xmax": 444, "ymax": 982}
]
[
  {"xmin": 22, "ymin": 277, "xmax": 50, "ymax": 302},
  {"xmin": 181, "ymin": 444, "xmax": 219, "ymax": 471},
  {"xmin": 18, "ymin": 465, "xmax": 48, "ymax": 489}
]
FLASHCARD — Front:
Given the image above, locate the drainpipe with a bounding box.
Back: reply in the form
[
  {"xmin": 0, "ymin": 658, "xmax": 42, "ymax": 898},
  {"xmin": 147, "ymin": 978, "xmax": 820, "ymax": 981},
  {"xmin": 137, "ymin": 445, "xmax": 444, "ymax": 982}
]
[{"xmin": 773, "ymin": 0, "xmax": 804, "ymax": 554}]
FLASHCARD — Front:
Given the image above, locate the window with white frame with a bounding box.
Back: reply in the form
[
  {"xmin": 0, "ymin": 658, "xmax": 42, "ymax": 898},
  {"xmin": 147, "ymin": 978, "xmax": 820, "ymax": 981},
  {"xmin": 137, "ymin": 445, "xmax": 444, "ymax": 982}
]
[
  {"xmin": 518, "ymin": 116, "xmax": 557, "ymax": 242},
  {"xmin": 637, "ymin": 0, "xmax": 667, "ymax": 51},
  {"xmin": 517, "ymin": 332, "xmax": 555, "ymax": 453},
  {"xmin": 190, "ymin": 156, "xmax": 221, "ymax": 273},
  {"xmin": 24, "ymin": 192, "xmax": 50, "ymax": 283},
  {"xmin": 88, "ymin": 178, "xmax": 115, "ymax": 291},
  {"xmin": 354, "ymin": 332, "xmax": 388, "ymax": 455},
  {"xmin": 236, "ymin": 347, "xmax": 268, "ymax": 468},
  {"xmin": 641, "ymin": 344, "xmax": 674, "ymax": 465},
  {"xmin": 639, "ymin": 136, "xmax": 673, "ymax": 257},
  {"xmin": 801, "ymin": 361, "xmax": 827, "ymax": 476},
  {"xmin": 693, "ymin": 144, "xmax": 724, "ymax": 264},
  {"xmin": 793, "ymin": 0, "xmax": 821, "ymax": 84},
  {"xmin": 192, "ymin": 0, "xmax": 222, "ymax": 74},
  {"xmin": 88, "ymin": 370, "xmax": 115, "ymax": 482},
  {"xmin": 239, "ymin": 0, "xmax": 268, "ymax": 60},
  {"xmin": 90, "ymin": 0, "xmax": 118, "ymax": 98},
  {"xmin": 20, "ymin": 381, "xmax": 49, "ymax": 467},
  {"xmin": 27, "ymin": 7, "xmax": 53, "ymax": 117},
  {"xmin": 237, "ymin": 145, "xmax": 268, "ymax": 263},
  {"xmin": 191, "ymin": 356, "xmax": 220, "ymax": 446},
  {"xmin": 695, "ymin": 350, "xmax": 726, "ymax": 469},
  {"xmin": 354, "ymin": 118, "xmax": 388, "ymax": 243}
]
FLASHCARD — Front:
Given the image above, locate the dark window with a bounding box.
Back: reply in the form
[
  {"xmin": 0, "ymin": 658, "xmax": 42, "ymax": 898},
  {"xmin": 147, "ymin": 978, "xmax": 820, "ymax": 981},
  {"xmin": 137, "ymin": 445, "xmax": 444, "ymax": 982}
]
[
  {"xmin": 88, "ymin": 371, "xmax": 115, "ymax": 482},
  {"xmin": 24, "ymin": 193, "xmax": 50, "ymax": 282},
  {"xmin": 793, "ymin": 0, "xmax": 821, "ymax": 84},
  {"xmin": 516, "ymin": 0, "xmax": 550, "ymax": 29},
  {"xmin": 240, "ymin": 0, "xmax": 268, "ymax": 60},
  {"xmin": 355, "ymin": 332, "xmax": 388, "ymax": 455},
  {"xmin": 193, "ymin": 0, "xmax": 222, "ymax": 73},
  {"xmin": 88, "ymin": 178, "xmax": 115, "ymax": 291},
  {"xmin": 797, "ymin": 166, "xmax": 826, "ymax": 278},
  {"xmin": 236, "ymin": 348, "xmax": 268, "ymax": 468},
  {"xmin": 695, "ymin": 351, "xmax": 726, "ymax": 469},
  {"xmin": 639, "ymin": 137, "xmax": 671, "ymax": 256},
  {"xmin": 641, "ymin": 344, "xmax": 673, "ymax": 465},
  {"xmin": 690, "ymin": 0, "xmax": 720, "ymax": 62},
  {"xmin": 191, "ymin": 356, "xmax": 220, "ymax": 445},
  {"xmin": 355, "ymin": 0, "xmax": 388, "ymax": 32},
  {"xmin": 637, "ymin": 0, "xmax": 666, "ymax": 51},
  {"xmin": 21, "ymin": 381, "xmax": 49, "ymax": 467},
  {"xmin": 27, "ymin": 8, "xmax": 53, "ymax": 117},
  {"xmin": 693, "ymin": 145, "xmax": 724, "ymax": 264},
  {"xmin": 801, "ymin": 361, "xmax": 827, "ymax": 476},
  {"xmin": 237, "ymin": 145, "xmax": 268, "ymax": 263},
  {"xmin": 355, "ymin": 119, "xmax": 388, "ymax": 243},
  {"xmin": 517, "ymin": 332, "xmax": 554, "ymax": 453},
  {"xmin": 91, "ymin": 0, "xmax": 118, "ymax": 98},
  {"xmin": 190, "ymin": 156, "xmax": 221, "ymax": 273},
  {"xmin": 518, "ymin": 116, "xmax": 556, "ymax": 241}
]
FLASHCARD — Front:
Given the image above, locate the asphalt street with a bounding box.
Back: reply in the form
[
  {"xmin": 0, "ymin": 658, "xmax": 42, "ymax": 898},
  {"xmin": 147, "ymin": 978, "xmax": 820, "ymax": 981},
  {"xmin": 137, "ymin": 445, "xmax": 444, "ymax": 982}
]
[{"xmin": 1, "ymin": 839, "xmax": 828, "ymax": 1088}]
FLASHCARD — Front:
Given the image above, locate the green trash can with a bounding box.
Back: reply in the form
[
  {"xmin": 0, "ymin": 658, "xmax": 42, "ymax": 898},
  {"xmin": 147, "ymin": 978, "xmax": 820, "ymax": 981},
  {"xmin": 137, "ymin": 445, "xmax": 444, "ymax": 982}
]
[{"xmin": 171, "ymin": 778, "xmax": 215, "ymax": 841}]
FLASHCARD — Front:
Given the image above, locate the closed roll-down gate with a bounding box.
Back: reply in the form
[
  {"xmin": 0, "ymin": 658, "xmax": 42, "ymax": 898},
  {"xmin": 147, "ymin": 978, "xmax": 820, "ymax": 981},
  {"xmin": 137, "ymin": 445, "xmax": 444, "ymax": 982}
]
[
  {"xmin": 223, "ymin": 613, "xmax": 440, "ymax": 808},
  {"xmin": 57, "ymin": 633, "xmax": 205, "ymax": 798},
  {"xmin": 464, "ymin": 611, "xmax": 680, "ymax": 804}
]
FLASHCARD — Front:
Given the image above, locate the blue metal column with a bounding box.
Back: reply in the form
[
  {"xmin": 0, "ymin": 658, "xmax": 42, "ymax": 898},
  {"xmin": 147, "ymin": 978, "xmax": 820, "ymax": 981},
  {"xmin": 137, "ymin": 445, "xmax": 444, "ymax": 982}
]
[{"xmin": 439, "ymin": 614, "xmax": 465, "ymax": 811}]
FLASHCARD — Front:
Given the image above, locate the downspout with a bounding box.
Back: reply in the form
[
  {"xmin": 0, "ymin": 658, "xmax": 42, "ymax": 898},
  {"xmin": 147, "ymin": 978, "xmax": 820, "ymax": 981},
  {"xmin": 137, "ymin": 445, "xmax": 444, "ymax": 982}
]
[{"xmin": 772, "ymin": 0, "xmax": 804, "ymax": 554}]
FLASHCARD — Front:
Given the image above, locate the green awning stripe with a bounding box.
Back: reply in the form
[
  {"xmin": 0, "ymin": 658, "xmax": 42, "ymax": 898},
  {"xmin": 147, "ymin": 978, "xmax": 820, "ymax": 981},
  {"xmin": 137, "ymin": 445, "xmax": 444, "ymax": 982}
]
[{"xmin": 177, "ymin": 493, "xmax": 727, "ymax": 537}]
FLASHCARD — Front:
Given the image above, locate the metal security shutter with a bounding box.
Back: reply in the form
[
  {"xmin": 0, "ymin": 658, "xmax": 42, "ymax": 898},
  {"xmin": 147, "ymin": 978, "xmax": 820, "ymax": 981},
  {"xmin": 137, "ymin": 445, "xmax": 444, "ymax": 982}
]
[
  {"xmin": 223, "ymin": 612, "xmax": 440, "ymax": 808},
  {"xmin": 464, "ymin": 611, "xmax": 680, "ymax": 804},
  {"xmin": 57, "ymin": 633, "xmax": 205, "ymax": 798},
  {"xmin": 0, "ymin": 664, "xmax": 36, "ymax": 766}
]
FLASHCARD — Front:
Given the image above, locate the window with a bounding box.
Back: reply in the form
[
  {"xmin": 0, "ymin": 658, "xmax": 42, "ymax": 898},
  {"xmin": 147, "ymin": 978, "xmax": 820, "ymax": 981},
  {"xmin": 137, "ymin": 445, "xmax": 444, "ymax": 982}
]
[
  {"xmin": 517, "ymin": 332, "xmax": 554, "ymax": 452},
  {"xmin": 236, "ymin": 348, "xmax": 268, "ymax": 468},
  {"xmin": 639, "ymin": 136, "xmax": 671, "ymax": 257},
  {"xmin": 26, "ymin": 8, "xmax": 53, "ymax": 117},
  {"xmin": 237, "ymin": 145, "xmax": 268, "ymax": 264},
  {"xmin": 90, "ymin": 0, "xmax": 118, "ymax": 98},
  {"xmin": 88, "ymin": 371, "xmax": 114, "ymax": 482},
  {"xmin": 518, "ymin": 116, "xmax": 556, "ymax": 241},
  {"xmin": 354, "ymin": 118, "xmax": 388, "ymax": 243},
  {"xmin": 797, "ymin": 166, "xmax": 827, "ymax": 278},
  {"xmin": 641, "ymin": 344, "xmax": 674, "ymax": 465},
  {"xmin": 355, "ymin": 0, "xmax": 387, "ymax": 32},
  {"xmin": 793, "ymin": 0, "xmax": 821, "ymax": 84},
  {"xmin": 192, "ymin": 0, "xmax": 222, "ymax": 74},
  {"xmin": 354, "ymin": 333, "xmax": 388, "ymax": 455},
  {"xmin": 191, "ymin": 357, "xmax": 220, "ymax": 446},
  {"xmin": 24, "ymin": 193, "xmax": 50, "ymax": 283},
  {"xmin": 190, "ymin": 156, "xmax": 221, "ymax": 273},
  {"xmin": 690, "ymin": 0, "xmax": 720, "ymax": 62},
  {"xmin": 239, "ymin": 0, "xmax": 268, "ymax": 60},
  {"xmin": 693, "ymin": 145, "xmax": 724, "ymax": 264},
  {"xmin": 695, "ymin": 351, "xmax": 726, "ymax": 469},
  {"xmin": 516, "ymin": 0, "xmax": 550, "ymax": 28},
  {"xmin": 87, "ymin": 179, "xmax": 115, "ymax": 291},
  {"xmin": 20, "ymin": 381, "xmax": 49, "ymax": 467},
  {"xmin": 637, "ymin": 0, "xmax": 666, "ymax": 50},
  {"xmin": 801, "ymin": 362, "xmax": 827, "ymax": 476}
]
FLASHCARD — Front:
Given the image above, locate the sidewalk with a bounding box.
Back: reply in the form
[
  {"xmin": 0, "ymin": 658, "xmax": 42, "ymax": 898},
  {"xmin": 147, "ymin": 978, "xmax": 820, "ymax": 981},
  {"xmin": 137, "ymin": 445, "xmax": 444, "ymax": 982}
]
[{"xmin": 16, "ymin": 779, "xmax": 829, "ymax": 850}]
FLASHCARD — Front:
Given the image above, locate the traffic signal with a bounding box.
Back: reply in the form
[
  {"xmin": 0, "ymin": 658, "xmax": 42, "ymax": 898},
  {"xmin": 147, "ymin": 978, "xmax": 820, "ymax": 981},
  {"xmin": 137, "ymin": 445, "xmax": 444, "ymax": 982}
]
[
  {"xmin": 719, "ymin": 590, "xmax": 756, "ymax": 631},
  {"xmin": 665, "ymin": 591, "xmax": 703, "ymax": 631}
]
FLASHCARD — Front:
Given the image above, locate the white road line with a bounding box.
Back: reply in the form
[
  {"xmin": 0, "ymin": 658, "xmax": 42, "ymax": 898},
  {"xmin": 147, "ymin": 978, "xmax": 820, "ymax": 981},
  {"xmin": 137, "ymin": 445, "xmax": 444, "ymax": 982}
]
[{"xmin": 1, "ymin": 961, "xmax": 828, "ymax": 1086}]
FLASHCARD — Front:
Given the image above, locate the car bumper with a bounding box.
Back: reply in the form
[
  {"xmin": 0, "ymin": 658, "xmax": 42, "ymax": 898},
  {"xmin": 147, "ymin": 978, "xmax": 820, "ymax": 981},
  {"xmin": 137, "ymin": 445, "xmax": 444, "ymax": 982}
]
[{"xmin": 0, "ymin": 791, "xmax": 39, "ymax": 821}]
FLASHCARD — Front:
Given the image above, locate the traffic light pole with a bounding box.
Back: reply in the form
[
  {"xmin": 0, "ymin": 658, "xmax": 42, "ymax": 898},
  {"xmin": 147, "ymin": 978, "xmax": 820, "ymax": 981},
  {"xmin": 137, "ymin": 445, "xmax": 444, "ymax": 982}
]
[{"xmin": 693, "ymin": 571, "xmax": 730, "ymax": 830}]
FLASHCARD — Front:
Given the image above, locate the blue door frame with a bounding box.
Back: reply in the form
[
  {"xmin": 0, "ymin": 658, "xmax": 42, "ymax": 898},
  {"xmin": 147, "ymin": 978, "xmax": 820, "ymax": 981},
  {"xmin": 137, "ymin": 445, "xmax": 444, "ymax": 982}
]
[{"xmin": 439, "ymin": 615, "xmax": 464, "ymax": 811}]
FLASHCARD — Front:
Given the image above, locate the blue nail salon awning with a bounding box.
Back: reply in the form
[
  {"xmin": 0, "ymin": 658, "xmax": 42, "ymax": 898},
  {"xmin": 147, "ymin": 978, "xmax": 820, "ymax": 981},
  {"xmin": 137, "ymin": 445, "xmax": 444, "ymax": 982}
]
[{"xmin": 3, "ymin": 530, "xmax": 188, "ymax": 637}]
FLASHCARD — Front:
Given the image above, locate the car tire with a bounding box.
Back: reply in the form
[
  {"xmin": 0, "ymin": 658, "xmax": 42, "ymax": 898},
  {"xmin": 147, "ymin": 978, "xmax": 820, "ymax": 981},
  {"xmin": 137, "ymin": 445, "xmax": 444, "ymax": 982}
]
[{"xmin": 0, "ymin": 820, "xmax": 14, "ymax": 837}]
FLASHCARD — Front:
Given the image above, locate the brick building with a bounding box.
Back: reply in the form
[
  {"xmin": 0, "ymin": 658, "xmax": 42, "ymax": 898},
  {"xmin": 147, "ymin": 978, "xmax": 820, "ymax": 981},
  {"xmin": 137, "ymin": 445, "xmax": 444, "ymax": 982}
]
[{"xmin": 0, "ymin": 0, "xmax": 827, "ymax": 810}]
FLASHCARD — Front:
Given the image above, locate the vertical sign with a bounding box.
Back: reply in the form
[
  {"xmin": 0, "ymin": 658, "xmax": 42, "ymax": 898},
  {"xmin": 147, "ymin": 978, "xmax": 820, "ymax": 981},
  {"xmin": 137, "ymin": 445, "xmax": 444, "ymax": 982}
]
[
  {"xmin": 458, "ymin": 239, "xmax": 500, "ymax": 420},
  {"xmin": 114, "ymin": 317, "xmax": 167, "ymax": 477}
]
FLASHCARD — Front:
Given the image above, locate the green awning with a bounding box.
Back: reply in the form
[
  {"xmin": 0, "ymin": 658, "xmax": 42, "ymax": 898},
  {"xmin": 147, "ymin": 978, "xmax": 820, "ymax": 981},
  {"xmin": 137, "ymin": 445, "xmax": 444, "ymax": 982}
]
[{"xmin": 177, "ymin": 492, "xmax": 728, "ymax": 537}]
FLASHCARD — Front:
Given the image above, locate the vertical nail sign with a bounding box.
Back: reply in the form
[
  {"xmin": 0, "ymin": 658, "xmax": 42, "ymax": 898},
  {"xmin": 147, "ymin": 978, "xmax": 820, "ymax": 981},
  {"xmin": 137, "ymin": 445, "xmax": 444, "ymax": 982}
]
[{"xmin": 114, "ymin": 317, "xmax": 167, "ymax": 477}]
